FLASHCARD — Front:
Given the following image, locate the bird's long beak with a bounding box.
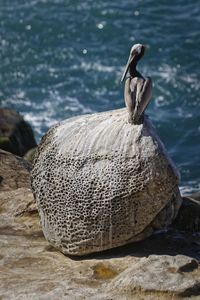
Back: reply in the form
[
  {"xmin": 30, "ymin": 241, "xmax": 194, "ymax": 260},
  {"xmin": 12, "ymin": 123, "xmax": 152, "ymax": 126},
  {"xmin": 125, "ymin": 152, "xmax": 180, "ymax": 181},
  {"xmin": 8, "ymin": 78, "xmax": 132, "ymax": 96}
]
[{"xmin": 121, "ymin": 53, "xmax": 135, "ymax": 83}]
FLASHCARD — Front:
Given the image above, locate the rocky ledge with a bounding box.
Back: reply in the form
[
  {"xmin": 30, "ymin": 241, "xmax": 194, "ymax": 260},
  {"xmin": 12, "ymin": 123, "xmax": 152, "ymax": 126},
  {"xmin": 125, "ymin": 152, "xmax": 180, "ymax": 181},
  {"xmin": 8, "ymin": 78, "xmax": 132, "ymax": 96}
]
[{"xmin": 0, "ymin": 149, "xmax": 200, "ymax": 299}]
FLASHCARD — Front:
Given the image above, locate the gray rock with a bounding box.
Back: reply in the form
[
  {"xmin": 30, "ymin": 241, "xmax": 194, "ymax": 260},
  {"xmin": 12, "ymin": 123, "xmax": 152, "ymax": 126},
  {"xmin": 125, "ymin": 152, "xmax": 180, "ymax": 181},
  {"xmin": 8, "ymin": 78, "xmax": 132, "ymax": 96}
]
[
  {"xmin": 107, "ymin": 255, "xmax": 200, "ymax": 298},
  {"xmin": 0, "ymin": 149, "xmax": 32, "ymax": 191},
  {"xmin": 31, "ymin": 108, "xmax": 181, "ymax": 255},
  {"xmin": 0, "ymin": 108, "xmax": 37, "ymax": 156},
  {"xmin": 0, "ymin": 149, "xmax": 38, "ymax": 235},
  {"xmin": 0, "ymin": 188, "xmax": 39, "ymax": 236}
]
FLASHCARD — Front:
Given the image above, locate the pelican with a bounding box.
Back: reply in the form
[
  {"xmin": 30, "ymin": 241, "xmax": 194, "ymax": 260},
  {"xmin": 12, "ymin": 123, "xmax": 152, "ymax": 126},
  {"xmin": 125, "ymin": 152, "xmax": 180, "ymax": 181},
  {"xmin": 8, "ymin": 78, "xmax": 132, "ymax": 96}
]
[{"xmin": 121, "ymin": 44, "xmax": 152, "ymax": 124}]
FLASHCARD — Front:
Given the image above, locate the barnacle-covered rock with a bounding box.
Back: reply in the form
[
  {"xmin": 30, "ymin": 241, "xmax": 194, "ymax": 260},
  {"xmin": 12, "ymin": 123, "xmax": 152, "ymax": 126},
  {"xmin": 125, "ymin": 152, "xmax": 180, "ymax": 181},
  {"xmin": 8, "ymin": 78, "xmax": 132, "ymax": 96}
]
[{"xmin": 31, "ymin": 108, "xmax": 181, "ymax": 256}]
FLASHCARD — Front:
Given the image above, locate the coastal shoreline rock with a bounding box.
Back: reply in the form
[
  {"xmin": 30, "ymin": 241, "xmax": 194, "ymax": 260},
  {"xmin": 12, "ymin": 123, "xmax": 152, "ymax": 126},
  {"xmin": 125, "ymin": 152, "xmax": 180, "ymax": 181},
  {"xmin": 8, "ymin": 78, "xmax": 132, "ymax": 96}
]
[
  {"xmin": 0, "ymin": 108, "xmax": 37, "ymax": 157},
  {"xmin": 0, "ymin": 150, "xmax": 200, "ymax": 299},
  {"xmin": 0, "ymin": 149, "xmax": 32, "ymax": 191},
  {"xmin": 106, "ymin": 255, "xmax": 200, "ymax": 298}
]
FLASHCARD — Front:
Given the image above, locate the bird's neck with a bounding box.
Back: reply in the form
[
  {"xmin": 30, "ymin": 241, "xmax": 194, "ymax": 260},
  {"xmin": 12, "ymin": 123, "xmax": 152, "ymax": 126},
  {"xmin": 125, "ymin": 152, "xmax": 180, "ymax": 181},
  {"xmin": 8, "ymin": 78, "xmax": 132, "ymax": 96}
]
[
  {"xmin": 129, "ymin": 63, "xmax": 140, "ymax": 78},
  {"xmin": 129, "ymin": 54, "xmax": 144, "ymax": 78}
]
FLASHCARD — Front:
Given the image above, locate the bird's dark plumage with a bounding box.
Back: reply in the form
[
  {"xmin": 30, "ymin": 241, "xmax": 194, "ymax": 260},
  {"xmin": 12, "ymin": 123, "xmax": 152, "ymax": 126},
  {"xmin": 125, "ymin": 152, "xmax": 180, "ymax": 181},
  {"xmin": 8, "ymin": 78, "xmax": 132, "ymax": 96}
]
[{"xmin": 121, "ymin": 44, "xmax": 152, "ymax": 124}]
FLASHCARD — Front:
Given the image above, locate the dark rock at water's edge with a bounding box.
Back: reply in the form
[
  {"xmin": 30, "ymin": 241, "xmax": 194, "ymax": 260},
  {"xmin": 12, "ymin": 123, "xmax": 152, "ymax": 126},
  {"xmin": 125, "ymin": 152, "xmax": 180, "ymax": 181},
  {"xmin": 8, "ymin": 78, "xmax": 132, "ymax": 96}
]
[{"xmin": 0, "ymin": 108, "xmax": 37, "ymax": 156}]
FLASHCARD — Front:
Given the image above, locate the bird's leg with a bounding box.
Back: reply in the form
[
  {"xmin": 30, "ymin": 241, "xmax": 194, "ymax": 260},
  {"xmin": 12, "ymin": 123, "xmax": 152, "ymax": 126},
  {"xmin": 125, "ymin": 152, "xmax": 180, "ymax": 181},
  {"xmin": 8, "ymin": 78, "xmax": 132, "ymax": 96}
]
[
  {"xmin": 132, "ymin": 77, "xmax": 152, "ymax": 124},
  {"xmin": 124, "ymin": 77, "xmax": 134, "ymax": 124}
]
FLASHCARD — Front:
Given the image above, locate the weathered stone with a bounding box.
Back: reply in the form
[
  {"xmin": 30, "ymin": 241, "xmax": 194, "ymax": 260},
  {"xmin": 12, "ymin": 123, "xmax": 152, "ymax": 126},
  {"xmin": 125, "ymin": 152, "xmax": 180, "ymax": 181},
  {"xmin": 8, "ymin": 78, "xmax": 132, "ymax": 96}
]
[
  {"xmin": 0, "ymin": 149, "xmax": 39, "ymax": 235},
  {"xmin": 0, "ymin": 108, "xmax": 37, "ymax": 156},
  {"xmin": 31, "ymin": 108, "xmax": 181, "ymax": 255},
  {"xmin": 0, "ymin": 188, "xmax": 40, "ymax": 236},
  {"xmin": 107, "ymin": 255, "xmax": 200, "ymax": 298},
  {"xmin": 0, "ymin": 149, "xmax": 31, "ymax": 191},
  {"xmin": 0, "ymin": 177, "xmax": 200, "ymax": 299},
  {"xmin": 1, "ymin": 114, "xmax": 198, "ymax": 299}
]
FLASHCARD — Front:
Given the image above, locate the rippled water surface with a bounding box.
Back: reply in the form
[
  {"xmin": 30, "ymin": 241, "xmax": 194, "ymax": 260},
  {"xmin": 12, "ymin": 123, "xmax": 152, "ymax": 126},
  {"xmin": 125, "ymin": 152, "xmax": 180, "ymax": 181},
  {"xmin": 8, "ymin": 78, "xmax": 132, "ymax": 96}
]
[{"xmin": 0, "ymin": 0, "xmax": 199, "ymax": 193}]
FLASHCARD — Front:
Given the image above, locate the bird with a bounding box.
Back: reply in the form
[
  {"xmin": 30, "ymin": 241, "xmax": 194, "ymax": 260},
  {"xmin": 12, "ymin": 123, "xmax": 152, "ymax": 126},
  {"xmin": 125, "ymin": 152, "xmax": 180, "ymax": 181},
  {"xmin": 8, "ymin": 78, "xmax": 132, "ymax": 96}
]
[{"xmin": 121, "ymin": 44, "xmax": 152, "ymax": 124}]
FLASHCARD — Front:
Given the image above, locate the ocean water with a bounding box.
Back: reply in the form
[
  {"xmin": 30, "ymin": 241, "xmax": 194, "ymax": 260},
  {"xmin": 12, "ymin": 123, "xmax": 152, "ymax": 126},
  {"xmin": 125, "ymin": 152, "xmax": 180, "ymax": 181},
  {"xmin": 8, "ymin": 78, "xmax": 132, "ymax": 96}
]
[{"xmin": 0, "ymin": 0, "xmax": 199, "ymax": 194}]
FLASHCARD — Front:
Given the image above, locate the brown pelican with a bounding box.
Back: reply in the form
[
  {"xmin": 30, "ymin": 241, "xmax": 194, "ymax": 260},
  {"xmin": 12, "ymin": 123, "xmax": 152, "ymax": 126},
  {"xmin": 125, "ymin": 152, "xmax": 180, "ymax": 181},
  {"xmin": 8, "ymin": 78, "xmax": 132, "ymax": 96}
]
[{"xmin": 121, "ymin": 44, "xmax": 152, "ymax": 124}]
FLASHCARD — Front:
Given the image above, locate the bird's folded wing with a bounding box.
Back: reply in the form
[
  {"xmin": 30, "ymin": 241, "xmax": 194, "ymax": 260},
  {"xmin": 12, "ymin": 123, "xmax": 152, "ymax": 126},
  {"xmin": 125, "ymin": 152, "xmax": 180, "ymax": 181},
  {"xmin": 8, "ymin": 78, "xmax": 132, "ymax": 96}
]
[{"xmin": 133, "ymin": 77, "xmax": 152, "ymax": 124}]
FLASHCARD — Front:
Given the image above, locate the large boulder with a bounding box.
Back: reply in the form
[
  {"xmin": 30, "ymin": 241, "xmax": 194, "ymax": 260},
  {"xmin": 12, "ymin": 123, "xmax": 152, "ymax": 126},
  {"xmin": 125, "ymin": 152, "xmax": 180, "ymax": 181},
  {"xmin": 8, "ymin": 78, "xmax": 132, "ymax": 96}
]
[
  {"xmin": 31, "ymin": 108, "xmax": 182, "ymax": 255},
  {"xmin": 0, "ymin": 108, "xmax": 37, "ymax": 156}
]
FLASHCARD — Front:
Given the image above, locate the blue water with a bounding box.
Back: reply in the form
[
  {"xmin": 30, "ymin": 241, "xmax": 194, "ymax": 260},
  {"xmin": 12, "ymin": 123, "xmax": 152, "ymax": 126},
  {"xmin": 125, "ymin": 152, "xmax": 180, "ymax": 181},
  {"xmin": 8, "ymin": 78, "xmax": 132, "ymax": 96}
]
[{"xmin": 0, "ymin": 0, "xmax": 199, "ymax": 194}]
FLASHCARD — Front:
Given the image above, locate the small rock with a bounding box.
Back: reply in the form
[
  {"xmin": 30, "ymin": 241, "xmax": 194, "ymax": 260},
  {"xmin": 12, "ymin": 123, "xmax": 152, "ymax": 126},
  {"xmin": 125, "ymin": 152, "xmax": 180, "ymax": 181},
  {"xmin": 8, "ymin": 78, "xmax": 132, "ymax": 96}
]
[
  {"xmin": 0, "ymin": 108, "xmax": 37, "ymax": 156},
  {"xmin": 0, "ymin": 150, "xmax": 39, "ymax": 236},
  {"xmin": 0, "ymin": 149, "xmax": 31, "ymax": 191},
  {"xmin": 107, "ymin": 255, "xmax": 200, "ymax": 298},
  {"xmin": 0, "ymin": 188, "xmax": 40, "ymax": 236}
]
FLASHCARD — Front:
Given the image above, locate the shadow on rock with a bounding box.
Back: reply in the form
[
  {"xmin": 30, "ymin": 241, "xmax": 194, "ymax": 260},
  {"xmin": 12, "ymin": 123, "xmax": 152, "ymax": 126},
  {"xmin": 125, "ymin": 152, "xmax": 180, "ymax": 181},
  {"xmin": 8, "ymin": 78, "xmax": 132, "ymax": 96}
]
[{"xmin": 70, "ymin": 228, "xmax": 200, "ymax": 262}]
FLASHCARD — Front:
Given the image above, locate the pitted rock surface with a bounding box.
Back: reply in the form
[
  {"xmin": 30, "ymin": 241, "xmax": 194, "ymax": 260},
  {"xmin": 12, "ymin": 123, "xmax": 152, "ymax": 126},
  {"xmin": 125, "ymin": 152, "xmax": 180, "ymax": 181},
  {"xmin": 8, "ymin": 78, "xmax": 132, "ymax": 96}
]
[{"xmin": 31, "ymin": 108, "xmax": 181, "ymax": 255}]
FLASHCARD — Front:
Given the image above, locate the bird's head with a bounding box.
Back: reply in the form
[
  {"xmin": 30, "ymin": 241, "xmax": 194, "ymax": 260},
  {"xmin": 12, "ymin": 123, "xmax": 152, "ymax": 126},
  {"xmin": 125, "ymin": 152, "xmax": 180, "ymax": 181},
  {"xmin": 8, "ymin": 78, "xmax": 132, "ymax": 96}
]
[{"xmin": 121, "ymin": 44, "xmax": 146, "ymax": 82}]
